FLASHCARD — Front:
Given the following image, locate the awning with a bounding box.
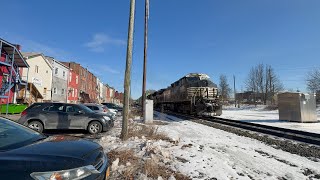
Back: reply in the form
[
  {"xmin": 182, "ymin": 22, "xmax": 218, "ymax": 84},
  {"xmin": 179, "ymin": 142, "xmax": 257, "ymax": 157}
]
[{"xmin": 0, "ymin": 38, "xmax": 29, "ymax": 68}]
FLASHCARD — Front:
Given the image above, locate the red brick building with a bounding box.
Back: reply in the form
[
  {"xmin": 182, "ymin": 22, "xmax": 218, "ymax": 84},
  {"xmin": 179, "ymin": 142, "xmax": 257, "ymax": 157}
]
[
  {"xmin": 62, "ymin": 62, "xmax": 99, "ymax": 103},
  {"xmin": 87, "ymin": 71, "xmax": 97, "ymax": 103},
  {"xmin": 62, "ymin": 62, "xmax": 90, "ymax": 102},
  {"xmin": 67, "ymin": 69, "xmax": 79, "ymax": 103}
]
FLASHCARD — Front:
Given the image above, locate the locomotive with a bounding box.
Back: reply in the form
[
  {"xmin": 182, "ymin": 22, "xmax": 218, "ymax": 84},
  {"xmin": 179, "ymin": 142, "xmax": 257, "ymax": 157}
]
[{"xmin": 148, "ymin": 73, "xmax": 222, "ymax": 116}]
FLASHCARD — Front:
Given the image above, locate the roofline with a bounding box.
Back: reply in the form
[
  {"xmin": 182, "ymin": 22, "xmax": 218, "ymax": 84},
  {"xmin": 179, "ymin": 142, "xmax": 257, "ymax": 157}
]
[
  {"xmin": 0, "ymin": 38, "xmax": 30, "ymax": 68},
  {"xmin": 51, "ymin": 59, "xmax": 69, "ymax": 69},
  {"xmin": 23, "ymin": 52, "xmax": 53, "ymax": 69}
]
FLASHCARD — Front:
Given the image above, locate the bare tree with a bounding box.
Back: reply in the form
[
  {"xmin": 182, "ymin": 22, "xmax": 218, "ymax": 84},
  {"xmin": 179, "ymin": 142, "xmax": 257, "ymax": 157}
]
[
  {"xmin": 219, "ymin": 74, "xmax": 231, "ymax": 102},
  {"xmin": 246, "ymin": 64, "xmax": 284, "ymax": 105},
  {"xmin": 306, "ymin": 68, "xmax": 320, "ymax": 93}
]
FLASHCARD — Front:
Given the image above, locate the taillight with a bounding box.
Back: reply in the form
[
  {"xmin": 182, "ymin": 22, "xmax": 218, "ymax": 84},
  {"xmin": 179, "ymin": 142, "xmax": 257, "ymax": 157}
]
[{"xmin": 21, "ymin": 110, "xmax": 27, "ymax": 116}]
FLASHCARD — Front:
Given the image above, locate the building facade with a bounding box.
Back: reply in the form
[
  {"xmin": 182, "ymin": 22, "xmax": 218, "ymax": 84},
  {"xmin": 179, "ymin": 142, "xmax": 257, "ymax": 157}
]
[
  {"xmin": 0, "ymin": 39, "xmax": 29, "ymax": 105},
  {"xmin": 97, "ymin": 78, "xmax": 104, "ymax": 103},
  {"xmin": 102, "ymin": 84, "xmax": 106, "ymax": 102},
  {"xmin": 47, "ymin": 57, "xmax": 68, "ymax": 102},
  {"xmin": 22, "ymin": 53, "xmax": 52, "ymax": 102},
  {"xmin": 67, "ymin": 69, "xmax": 79, "ymax": 103},
  {"xmin": 62, "ymin": 62, "xmax": 90, "ymax": 103}
]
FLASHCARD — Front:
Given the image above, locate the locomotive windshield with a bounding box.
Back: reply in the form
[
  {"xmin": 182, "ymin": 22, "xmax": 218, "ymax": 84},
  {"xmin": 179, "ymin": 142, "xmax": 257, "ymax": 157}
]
[{"xmin": 187, "ymin": 77, "xmax": 199, "ymax": 82}]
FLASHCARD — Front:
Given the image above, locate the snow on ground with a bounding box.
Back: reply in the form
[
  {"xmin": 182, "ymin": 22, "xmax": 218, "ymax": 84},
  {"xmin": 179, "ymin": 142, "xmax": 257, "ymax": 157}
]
[
  {"xmin": 220, "ymin": 105, "xmax": 320, "ymax": 134},
  {"xmin": 98, "ymin": 113, "xmax": 320, "ymax": 180}
]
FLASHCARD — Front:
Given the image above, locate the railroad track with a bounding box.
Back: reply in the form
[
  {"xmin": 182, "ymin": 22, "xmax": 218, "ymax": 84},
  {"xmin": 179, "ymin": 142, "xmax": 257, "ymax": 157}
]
[{"xmin": 157, "ymin": 111, "xmax": 320, "ymax": 146}]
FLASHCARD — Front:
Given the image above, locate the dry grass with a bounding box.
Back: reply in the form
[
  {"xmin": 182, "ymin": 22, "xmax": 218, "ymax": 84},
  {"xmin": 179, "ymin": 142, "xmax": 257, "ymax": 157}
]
[
  {"xmin": 107, "ymin": 149, "xmax": 190, "ymax": 179},
  {"xmin": 144, "ymin": 159, "xmax": 191, "ymax": 180},
  {"xmin": 127, "ymin": 124, "xmax": 174, "ymax": 142},
  {"xmin": 107, "ymin": 149, "xmax": 141, "ymax": 180},
  {"xmin": 107, "ymin": 149, "xmax": 139, "ymax": 166},
  {"xmin": 129, "ymin": 107, "xmax": 143, "ymax": 119}
]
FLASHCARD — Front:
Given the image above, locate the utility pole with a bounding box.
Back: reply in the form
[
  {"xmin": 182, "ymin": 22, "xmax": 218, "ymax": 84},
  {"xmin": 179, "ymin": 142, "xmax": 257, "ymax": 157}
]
[
  {"xmin": 233, "ymin": 75, "xmax": 236, "ymax": 107},
  {"xmin": 141, "ymin": 0, "xmax": 149, "ymax": 117},
  {"xmin": 121, "ymin": 0, "xmax": 136, "ymax": 140}
]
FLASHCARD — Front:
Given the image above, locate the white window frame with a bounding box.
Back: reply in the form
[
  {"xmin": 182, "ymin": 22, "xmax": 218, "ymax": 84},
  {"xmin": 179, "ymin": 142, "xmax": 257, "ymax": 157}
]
[{"xmin": 55, "ymin": 68, "xmax": 58, "ymax": 75}]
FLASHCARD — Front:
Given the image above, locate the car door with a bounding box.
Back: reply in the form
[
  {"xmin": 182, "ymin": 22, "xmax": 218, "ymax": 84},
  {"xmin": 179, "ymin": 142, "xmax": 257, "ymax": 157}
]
[
  {"xmin": 65, "ymin": 105, "xmax": 87, "ymax": 129},
  {"xmin": 42, "ymin": 104, "xmax": 68, "ymax": 129}
]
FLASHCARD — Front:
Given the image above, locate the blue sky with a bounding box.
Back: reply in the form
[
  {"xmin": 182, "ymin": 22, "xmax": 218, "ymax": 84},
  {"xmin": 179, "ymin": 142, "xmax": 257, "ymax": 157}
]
[{"xmin": 1, "ymin": 0, "xmax": 320, "ymax": 99}]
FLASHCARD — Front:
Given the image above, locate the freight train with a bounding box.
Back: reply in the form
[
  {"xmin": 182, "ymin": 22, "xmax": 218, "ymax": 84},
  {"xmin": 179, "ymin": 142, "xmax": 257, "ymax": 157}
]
[{"xmin": 148, "ymin": 73, "xmax": 222, "ymax": 116}]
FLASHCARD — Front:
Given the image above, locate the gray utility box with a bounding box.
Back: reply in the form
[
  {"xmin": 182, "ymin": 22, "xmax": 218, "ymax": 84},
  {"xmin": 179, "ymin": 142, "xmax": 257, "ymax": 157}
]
[
  {"xmin": 278, "ymin": 92, "xmax": 317, "ymax": 122},
  {"xmin": 144, "ymin": 100, "xmax": 153, "ymax": 123}
]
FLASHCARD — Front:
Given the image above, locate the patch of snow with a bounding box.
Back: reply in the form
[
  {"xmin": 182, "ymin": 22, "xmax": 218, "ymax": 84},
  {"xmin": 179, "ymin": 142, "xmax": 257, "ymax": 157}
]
[
  {"xmin": 98, "ymin": 114, "xmax": 320, "ymax": 179},
  {"xmin": 156, "ymin": 114, "xmax": 320, "ymax": 180},
  {"xmin": 220, "ymin": 105, "xmax": 320, "ymax": 134}
]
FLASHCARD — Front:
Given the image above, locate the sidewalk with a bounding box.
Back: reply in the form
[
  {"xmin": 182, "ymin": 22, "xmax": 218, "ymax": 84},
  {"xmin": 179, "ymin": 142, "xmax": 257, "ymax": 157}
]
[{"xmin": 0, "ymin": 114, "xmax": 21, "ymax": 121}]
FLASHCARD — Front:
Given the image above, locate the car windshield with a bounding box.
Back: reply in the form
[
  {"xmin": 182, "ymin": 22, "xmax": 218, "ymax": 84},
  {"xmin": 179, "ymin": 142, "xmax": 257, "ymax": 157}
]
[
  {"xmin": 78, "ymin": 104, "xmax": 95, "ymax": 113},
  {"xmin": 0, "ymin": 118, "xmax": 46, "ymax": 151}
]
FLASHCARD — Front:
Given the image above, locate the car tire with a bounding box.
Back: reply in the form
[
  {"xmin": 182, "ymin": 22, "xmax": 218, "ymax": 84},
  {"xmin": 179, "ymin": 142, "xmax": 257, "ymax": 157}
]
[
  {"xmin": 88, "ymin": 121, "xmax": 102, "ymax": 134},
  {"xmin": 28, "ymin": 121, "xmax": 44, "ymax": 133}
]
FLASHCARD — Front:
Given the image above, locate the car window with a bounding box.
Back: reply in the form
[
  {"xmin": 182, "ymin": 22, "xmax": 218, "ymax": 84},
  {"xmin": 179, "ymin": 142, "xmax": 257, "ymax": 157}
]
[
  {"xmin": 66, "ymin": 105, "xmax": 81, "ymax": 113},
  {"xmin": 0, "ymin": 119, "xmax": 45, "ymax": 151},
  {"xmin": 78, "ymin": 104, "xmax": 94, "ymax": 113},
  {"xmin": 43, "ymin": 104, "xmax": 64, "ymax": 112},
  {"xmin": 86, "ymin": 106, "xmax": 93, "ymax": 110},
  {"xmin": 93, "ymin": 106, "xmax": 100, "ymax": 110}
]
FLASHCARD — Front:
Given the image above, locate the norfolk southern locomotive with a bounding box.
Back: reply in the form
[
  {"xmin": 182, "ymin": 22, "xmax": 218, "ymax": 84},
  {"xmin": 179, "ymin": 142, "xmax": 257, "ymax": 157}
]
[{"xmin": 149, "ymin": 73, "xmax": 222, "ymax": 116}]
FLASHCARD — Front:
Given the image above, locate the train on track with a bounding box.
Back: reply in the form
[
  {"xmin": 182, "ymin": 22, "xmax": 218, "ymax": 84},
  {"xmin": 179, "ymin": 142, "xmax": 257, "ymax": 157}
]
[{"xmin": 148, "ymin": 73, "xmax": 222, "ymax": 116}]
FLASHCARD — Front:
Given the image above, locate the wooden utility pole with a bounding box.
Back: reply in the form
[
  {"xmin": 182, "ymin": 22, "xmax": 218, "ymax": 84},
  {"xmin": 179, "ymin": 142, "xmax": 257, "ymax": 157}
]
[
  {"xmin": 233, "ymin": 75, "xmax": 236, "ymax": 107},
  {"xmin": 121, "ymin": 0, "xmax": 136, "ymax": 140},
  {"xmin": 141, "ymin": 0, "xmax": 149, "ymax": 116}
]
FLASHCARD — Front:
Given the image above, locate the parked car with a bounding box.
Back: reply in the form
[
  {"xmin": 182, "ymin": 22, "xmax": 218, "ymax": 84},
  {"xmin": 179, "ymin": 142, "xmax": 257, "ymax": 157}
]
[
  {"xmin": 84, "ymin": 103, "xmax": 117, "ymax": 118},
  {"xmin": 0, "ymin": 118, "xmax": 110, "ymax": 180},
  {"xmin": 102, "ymin": 103, "xmax": 122, "ymax": 114},
  {"xmin": 18, "ymin": 103, "xmax": 114, "ymax": 134}
]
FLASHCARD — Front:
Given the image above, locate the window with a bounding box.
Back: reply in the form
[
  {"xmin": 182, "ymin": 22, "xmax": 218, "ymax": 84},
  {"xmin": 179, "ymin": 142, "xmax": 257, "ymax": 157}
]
[
  {"xmin": 2, "ymin": 74, "xmax": 9, "ymax": 83},
  {"xmin": 44, "ymin": 104, "xmax": 64, "ymax": 112},
  {"xmin": 55, "ymin": 68, "xmax": 58, "ymax": 75},
  {"xmin": 43, "ymin": 88, "xmax": 47, "ymax": 94},
  {"xmin": 76, "ymin": 76, "xmax": 78, "ymax": 84},
  {"xmin": 66, "ymin": 105, "xmax": 81, "ymax": 113},
  {"xmin": 86, "ymin": 106, "xmax": 93, "ymax": 110},
  {"xmin": 75, "ymin": 89, "xmax": 77, "ymax": 97},
  {"xmin": 46, "ymin": 70, "xmax": 48, "ymax": 73},
  {"xmin": 93, "ymin": 106, "xmax": 100, "ymax": 110},
  {"xmin": 72, "ymin": 89, "xmax": 74, "ymax": 97},
  {"xmin": 53, "ymin": 88, "xmax": 57, "ymax": 94},
  {"xmin": 61, "ymin": 89, "xmax": 65, "ymax": 95},
  {"xmin": 69, "ymin": 73, "xmax": 72, "ymax": 82},
  {"xmin": 63, "ymin": 71, "xmax": 65, "ymax": 78},
  {"xmin": 35, "ymin": 65, "xmax": 39, "ymax": 73}
]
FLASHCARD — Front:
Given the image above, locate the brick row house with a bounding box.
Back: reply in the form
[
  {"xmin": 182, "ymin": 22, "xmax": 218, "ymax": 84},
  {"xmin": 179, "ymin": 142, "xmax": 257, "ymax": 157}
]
[
  {"xmin": 67, "ymin": 69, "xmax": 79, "ymax": 103},
  {"xmin": 0, "ymin": 37, "xmax": 123, "ymax": 106}
]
